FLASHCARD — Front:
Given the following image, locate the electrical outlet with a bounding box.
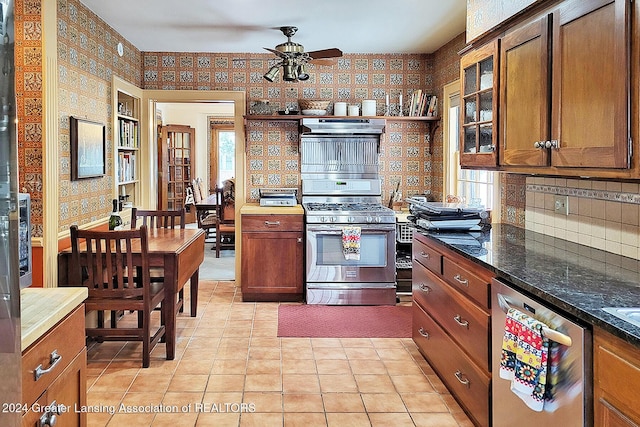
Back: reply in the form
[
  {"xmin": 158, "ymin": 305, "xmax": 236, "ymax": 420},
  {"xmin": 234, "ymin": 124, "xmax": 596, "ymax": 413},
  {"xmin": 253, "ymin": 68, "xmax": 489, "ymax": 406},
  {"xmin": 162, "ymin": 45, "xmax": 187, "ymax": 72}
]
[{"xmin": 554, "ymin": 195, "xmax": 569, "ymax": 215}]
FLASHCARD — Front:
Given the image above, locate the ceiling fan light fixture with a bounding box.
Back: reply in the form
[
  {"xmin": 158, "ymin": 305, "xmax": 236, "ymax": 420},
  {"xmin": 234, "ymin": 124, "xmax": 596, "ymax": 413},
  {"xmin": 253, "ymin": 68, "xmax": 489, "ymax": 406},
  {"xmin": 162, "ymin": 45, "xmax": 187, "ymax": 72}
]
[
  {"xmin": 264, "ymin": 65, "xmax": 280, "ymax": 82},
  {"xmin": 297, "ymin": 63, "xmax": 309, "ymax": 81},
  {"xmin": 282, "ymin": 61, "xmax": 298, "ymax": 82}
]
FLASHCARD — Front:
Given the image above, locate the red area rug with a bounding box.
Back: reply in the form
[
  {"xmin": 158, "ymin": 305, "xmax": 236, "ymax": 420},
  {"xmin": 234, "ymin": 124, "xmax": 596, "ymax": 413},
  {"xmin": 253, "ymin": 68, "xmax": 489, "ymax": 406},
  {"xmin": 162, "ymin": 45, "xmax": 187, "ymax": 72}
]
[{"xmin": 277, "ymin": 304, "xmax": 412, "ymax": 338}]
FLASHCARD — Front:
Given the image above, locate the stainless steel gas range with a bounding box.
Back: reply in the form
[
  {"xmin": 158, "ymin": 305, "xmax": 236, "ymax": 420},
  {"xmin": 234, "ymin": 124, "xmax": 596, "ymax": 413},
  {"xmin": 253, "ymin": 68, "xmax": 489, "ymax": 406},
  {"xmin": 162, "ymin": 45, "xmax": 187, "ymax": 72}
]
[{"xmin": 300, "ymin": 118, "xmax": 397, "ymax": 305}]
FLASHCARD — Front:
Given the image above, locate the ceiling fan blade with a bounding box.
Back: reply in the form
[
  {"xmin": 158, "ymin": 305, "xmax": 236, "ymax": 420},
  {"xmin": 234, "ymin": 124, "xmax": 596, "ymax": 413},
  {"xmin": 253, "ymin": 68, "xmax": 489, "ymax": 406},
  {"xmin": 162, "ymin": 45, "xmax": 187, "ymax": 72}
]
[
  {"xmin": 263, "ymin": 47, "xmax": 288, "ymax": 59},
  {"xmin": 309, "ymin": 58, "xmax": 337, "ymax": 66},
  {"xmin": 308, "ymin": 48, "xmax": 343, "ymax": 59}
]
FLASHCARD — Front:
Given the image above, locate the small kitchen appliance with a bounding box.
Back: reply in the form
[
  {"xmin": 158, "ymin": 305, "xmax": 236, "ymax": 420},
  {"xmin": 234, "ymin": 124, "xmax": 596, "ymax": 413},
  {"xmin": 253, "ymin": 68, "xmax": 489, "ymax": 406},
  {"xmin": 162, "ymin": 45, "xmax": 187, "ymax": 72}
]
[{"xmin": 259, "ymin": 188, "xmax": 298, "ymax": 206}]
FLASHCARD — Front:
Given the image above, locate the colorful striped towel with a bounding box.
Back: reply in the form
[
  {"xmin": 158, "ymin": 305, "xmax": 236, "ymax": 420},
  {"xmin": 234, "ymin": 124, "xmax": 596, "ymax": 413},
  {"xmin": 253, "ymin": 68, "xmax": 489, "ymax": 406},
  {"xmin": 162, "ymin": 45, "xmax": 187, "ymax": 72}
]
[
  {"xmin": 342, "ymin": 226, "xmax": 361, "ymax": 260},
  {"xmin": 499, "ymin": 307, "xmax": 550, "ymax": 411}
]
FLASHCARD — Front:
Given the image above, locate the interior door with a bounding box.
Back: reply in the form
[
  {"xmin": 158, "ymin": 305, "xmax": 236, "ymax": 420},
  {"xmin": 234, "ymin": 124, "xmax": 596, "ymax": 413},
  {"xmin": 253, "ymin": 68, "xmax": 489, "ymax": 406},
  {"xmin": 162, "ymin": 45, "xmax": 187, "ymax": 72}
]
[{"xmin": 158, "ymin": 124, "xmax": 195, "ymax": 220}]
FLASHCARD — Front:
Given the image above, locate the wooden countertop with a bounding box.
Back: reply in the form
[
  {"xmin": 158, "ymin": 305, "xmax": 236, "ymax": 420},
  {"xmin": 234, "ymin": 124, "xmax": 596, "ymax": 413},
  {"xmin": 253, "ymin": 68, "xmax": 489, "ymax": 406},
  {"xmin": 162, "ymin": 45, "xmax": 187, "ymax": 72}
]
[
  {"xmin": 240, "ymin": 203, "xmax": 304, "ymax": 215},
  {"xmin": 21, "ymin": 287, "xmax": 88, "ymax": 351}
]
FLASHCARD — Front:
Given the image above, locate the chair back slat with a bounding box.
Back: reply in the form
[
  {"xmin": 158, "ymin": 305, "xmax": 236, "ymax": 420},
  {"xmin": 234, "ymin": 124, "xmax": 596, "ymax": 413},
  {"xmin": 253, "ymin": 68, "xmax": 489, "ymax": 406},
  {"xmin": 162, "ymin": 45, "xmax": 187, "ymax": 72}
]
[
  {"xmin": 131, "ymin": 208, "xmax": 185, "ymax": 230},
  {"xmin": 69, "ymin": 225, "xmax": 150, "ymax": 299}
]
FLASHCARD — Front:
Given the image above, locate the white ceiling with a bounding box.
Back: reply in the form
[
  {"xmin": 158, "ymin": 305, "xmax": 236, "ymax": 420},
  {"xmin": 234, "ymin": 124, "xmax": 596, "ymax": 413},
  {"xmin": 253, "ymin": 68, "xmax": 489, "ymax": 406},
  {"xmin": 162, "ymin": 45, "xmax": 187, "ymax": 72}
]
[{"xmin": 79, "ymin": 0, "xmax": 467, "ymax": 54}]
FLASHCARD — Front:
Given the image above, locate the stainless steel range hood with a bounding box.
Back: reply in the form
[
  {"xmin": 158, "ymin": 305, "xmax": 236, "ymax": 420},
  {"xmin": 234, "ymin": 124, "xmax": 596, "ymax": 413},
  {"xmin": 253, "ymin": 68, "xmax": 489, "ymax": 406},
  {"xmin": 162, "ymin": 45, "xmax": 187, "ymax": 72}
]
[{"xmin": 301, "ymin": 117, "xmax": 386, "ymax": 134}]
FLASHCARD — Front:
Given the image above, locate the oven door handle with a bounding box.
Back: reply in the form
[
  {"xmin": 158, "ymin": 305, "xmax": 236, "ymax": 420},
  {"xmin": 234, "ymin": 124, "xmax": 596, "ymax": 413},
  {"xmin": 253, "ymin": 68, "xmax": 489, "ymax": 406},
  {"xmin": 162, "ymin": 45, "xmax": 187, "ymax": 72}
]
[{"xmin": 307, "ymin": 226, "xmax": 394, "ymax": 234}]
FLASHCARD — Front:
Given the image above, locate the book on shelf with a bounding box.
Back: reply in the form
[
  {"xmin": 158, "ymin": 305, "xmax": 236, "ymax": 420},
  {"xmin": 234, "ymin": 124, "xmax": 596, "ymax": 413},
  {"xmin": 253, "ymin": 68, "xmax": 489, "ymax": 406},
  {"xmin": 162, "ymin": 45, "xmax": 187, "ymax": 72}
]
[
  {"xmin": 118, "ymin": 119, "xmax": 139, "ymax": 148},
  {"xmin": 118, "ymin": 152, "xmax": 136, "ymax": 183},
  {"xmin": 407, "ymin": 90, "xmax": 438, "ymax": 117}
]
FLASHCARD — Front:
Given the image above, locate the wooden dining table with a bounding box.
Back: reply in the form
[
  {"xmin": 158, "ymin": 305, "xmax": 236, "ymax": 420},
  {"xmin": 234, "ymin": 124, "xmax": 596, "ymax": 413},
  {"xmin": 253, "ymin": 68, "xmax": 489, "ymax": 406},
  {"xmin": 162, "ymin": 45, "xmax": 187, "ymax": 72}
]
[{"xmin": 59, "ymin": 227, "xmax": 205, "ymax": 360}]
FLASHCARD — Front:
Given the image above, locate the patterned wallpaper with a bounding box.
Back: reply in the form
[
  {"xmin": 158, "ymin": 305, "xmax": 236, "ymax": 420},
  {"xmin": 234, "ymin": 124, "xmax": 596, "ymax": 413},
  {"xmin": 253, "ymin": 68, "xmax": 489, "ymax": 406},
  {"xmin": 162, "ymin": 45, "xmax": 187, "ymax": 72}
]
[
  {"xmin": 56, "ymin": 0, "xmax": 142, "ymax": 232},
  {"xmin": 142, "ymin": 51, "xmax": 441, "ymax": 204},
  {"xmin": 15, "ymin": 0, "xmax": 44, "ymax": 237},
  {"xmin": 19, "ymin": 0, "xmax": 528, "ymax": 239}
]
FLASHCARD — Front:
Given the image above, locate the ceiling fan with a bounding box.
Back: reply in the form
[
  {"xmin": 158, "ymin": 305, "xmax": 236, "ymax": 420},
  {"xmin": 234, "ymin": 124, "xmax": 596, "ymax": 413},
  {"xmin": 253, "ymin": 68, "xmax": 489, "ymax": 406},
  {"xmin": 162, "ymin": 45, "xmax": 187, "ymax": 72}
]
[{"xmin": 262, "ymin": 26, "xmax": 343, "ymax": 82}]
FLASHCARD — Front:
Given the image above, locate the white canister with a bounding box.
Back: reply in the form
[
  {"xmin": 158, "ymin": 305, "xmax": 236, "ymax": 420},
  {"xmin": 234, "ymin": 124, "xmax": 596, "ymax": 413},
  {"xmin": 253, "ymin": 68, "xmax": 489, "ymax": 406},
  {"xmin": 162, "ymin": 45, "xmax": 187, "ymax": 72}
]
[
  {"xmin": 348, "ymin": 105, "xmax": 360, "ymax": 116},
  {"xmin": 334, "ymin": 102, "xmax": 347, "ymax": 116},
  {"xmin": 362, "ymin": 99, "xmax": 376, "ymax": 116}
]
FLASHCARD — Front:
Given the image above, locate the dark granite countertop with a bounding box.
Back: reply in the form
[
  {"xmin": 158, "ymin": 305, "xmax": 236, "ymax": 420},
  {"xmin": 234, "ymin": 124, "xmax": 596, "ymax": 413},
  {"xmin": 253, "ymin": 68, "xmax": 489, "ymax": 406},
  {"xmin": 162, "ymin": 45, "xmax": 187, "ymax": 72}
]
[{"xmin": 416, "ymin": 223, "xmax": 640, "ymax": 347}]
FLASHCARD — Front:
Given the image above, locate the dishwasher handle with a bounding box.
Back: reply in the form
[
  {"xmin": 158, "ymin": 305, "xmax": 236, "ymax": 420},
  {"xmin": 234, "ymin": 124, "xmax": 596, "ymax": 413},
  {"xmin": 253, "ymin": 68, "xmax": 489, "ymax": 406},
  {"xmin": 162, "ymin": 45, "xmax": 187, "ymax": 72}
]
[{"xmin": 497, "ymin": 293, "xmax": 573, "ymax": 347}]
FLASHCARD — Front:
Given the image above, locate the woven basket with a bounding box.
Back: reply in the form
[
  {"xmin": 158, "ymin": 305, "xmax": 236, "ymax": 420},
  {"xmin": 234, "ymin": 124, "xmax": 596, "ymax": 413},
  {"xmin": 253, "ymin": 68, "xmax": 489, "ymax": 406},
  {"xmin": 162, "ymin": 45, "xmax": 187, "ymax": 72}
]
[{"xmin": 298, "ymin": 99, "xmax": 330, "ymax": 111}]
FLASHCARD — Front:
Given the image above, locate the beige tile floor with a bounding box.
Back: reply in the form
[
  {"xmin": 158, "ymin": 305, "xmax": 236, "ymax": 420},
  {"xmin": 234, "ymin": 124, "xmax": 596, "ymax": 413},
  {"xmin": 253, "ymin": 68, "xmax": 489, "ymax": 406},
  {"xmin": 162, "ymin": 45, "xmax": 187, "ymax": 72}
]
[{"xmin": 85, "ymin": 280, "xmax": 474, "ymax": 426}]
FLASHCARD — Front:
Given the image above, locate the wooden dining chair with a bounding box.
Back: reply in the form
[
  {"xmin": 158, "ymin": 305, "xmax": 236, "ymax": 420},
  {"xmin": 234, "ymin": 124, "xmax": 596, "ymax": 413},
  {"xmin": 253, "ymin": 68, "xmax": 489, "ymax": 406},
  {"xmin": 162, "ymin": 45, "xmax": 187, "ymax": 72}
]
[
  {"xmin": 215, "ymin": 186, "xmax": 235, "ymax": 258},
  {"xmin": 195, "ymin": 203, "xmax": 217, "ymax": 244},
  {"xmin": 69, "ymin": 225, "xmax": 167, "ymax": 368},
  {"xmin": 131, "ymin": 208, "xmax": 197, "ymax": 316},
  {"xmin": 131, "ymin": 208, "xmax": 185, "ymax": 229}
]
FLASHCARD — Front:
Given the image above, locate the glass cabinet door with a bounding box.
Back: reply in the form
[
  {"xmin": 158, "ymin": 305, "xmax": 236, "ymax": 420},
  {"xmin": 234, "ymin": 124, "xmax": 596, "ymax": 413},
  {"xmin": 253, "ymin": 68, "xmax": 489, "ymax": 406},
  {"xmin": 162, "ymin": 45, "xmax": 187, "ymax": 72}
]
[{"xmin": 460, "ymin": 40, "xmax": 499, "ymax": 168}]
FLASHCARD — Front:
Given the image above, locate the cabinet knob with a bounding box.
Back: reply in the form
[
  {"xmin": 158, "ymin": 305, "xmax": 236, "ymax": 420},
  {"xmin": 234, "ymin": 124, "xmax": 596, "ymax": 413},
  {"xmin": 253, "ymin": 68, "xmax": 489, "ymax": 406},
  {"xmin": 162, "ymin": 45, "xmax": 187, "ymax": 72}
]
[
  {"xmin": 533, "ymin": 141, "xmax": 543, "ymax": 149},
  {"xmin": 297, "ymin": 237, "xmax": 302, "ymax": 243},
  {"xmin": 264, "ymin": 221, "xmax": 281, "ymax": 227},
  {"xmin": 419, "ymin": 251, "xmax": 430, "ymax": 260},
  {"xmin": 545, "ymin": 139, "xmax": 559, "ymax": 149}
]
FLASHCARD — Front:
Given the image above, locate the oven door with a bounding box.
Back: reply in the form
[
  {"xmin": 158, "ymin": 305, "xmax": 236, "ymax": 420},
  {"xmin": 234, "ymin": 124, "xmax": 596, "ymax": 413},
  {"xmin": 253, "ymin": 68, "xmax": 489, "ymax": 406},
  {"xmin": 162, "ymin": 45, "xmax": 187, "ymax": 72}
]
[{"xmin": 306, "ymin": 223, "xmax": 396, "ymax": 283}]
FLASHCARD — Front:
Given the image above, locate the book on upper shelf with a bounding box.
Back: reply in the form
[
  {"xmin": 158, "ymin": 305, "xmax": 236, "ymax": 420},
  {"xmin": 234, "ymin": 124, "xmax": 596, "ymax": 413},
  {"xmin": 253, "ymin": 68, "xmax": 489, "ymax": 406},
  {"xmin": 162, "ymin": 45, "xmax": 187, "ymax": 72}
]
[{"xmin": 408, "ymin": 90, "xmax": 438, "ymax": 117}]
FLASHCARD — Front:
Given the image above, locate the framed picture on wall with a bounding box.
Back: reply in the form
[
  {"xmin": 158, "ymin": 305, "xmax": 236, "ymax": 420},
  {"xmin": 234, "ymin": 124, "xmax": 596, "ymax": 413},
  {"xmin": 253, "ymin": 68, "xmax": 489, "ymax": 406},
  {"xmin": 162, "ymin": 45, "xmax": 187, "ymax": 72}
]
[{"xmin": 70, "ymin": 116, "xmax": 106, "ymax": 180}]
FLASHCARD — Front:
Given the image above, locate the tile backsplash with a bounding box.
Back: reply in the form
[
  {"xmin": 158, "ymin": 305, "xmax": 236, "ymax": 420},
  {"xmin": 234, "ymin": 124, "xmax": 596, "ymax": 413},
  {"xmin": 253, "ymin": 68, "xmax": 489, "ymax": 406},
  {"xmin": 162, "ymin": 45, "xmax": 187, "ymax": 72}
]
[{"xmin": 525, "ymin": 177, "xmax": 640, "ymax": 260}]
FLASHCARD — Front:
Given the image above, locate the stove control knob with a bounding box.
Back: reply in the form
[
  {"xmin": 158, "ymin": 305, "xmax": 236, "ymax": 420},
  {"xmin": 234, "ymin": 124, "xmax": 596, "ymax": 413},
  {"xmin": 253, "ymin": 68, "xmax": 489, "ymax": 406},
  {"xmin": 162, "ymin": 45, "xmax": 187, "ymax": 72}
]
[
  {"xmin": 366, "ymin": 216, "xmax": 373, "ymax": 223},
  {"xmin": 321, "ymin": 217, "xmax": 327, "ymax": 223},
  {"xmin": 330, "ymin": 217, "xmax": 336, "ymax": 223},
  {"xmin": 375, "ymin": 217, "xmax": 382, "ymax": 223},
  {"xmin": 348, "ymin": 217, "xmax": 355, "ymax": 223}
]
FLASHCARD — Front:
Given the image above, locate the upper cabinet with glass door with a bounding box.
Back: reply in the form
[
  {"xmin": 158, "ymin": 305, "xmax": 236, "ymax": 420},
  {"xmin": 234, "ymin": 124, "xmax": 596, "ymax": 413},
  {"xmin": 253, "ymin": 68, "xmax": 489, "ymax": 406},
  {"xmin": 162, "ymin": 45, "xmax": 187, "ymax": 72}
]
[{"xmin": 460, "ymin": 39, "xmax": 499, "ymax": 168}]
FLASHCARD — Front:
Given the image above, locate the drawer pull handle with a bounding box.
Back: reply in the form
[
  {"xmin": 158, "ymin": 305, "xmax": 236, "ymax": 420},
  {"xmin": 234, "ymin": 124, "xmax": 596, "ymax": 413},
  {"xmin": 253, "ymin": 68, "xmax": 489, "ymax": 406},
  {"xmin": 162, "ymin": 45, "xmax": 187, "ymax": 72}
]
[
  {"xmin": 454, "ymin": 315, "xmax": 469, "ymax": 329},
  {"xmin": 418, "ymin": 327, "xmax": 430, "ymax": 339},
  {"xmin": 454, "ymin": 370, "xmax": 470, "ymax": 388},
  {"xmin": 34, "ymin": 350, "xmax": 62, "ymax": 381},
  {"xmin": 453, "ymin": 274, "xmax": 469, "ymax": 287},
  {"xmin": 419, "ymin": 251, "xmax": 430, "ymax": 260},
  {"xmin": 418, "ymin": 283, "xmax": 431, "ymax": 293},
  {"xmin": 264, "ymin": 221, "xmax": 281, "ymax": 227}
]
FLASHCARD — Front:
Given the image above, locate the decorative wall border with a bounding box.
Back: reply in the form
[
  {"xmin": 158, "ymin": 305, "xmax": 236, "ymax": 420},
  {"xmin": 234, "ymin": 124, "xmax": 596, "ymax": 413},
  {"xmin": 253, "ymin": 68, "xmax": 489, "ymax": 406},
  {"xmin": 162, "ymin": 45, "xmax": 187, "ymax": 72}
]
[{"xmin": 526, "ymin": 184, "xmax": 640, "ymax": 205}]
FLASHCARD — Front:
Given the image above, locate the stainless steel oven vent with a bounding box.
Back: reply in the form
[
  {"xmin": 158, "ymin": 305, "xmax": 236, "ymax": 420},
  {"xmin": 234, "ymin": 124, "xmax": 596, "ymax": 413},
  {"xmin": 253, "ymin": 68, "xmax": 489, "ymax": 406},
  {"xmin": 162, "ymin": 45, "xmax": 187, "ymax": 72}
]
[{"xmin": 301, "ymin": 118, "xmax": 386, "ymax": 134}]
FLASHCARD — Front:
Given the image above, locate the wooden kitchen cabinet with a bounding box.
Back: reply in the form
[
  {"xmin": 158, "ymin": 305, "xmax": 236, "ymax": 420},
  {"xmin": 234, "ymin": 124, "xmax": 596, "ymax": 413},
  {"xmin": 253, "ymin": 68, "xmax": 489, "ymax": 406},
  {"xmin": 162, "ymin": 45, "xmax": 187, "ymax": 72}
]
[
  {"xmin": 594, "ymin": 328, "xmax": 640, "ymax": 426},
  {"xmin": 22, "ymin": 305, "xmax": 87, "ymax": 427},
  {"xmin": 460, "ymin": 39, "xmax": 499, "ymax": 168},
  {"xmin": 241, "ymin": 213, "xmax": 304, "ymax": 301},
  {"xmin": 412, "ymin": 233, "xmax": 494, "ymax": 427},
  {"xmin": 499, "ymin": 0, "xmax": 630, "ymax": 170}
]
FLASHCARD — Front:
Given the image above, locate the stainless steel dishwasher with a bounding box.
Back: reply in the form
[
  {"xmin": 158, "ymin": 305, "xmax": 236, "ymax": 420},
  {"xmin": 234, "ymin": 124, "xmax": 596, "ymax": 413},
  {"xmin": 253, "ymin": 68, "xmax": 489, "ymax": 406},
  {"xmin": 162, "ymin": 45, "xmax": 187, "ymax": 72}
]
[{"xmin": 491, "ymin": 278, "xmax": 592, "ymax": 426}]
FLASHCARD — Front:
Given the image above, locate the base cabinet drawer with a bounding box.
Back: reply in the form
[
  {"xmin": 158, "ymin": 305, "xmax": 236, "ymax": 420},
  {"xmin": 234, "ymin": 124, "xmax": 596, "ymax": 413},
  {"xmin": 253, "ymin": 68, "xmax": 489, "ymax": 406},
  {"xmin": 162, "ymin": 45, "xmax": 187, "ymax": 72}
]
[
  {"xmin": 22, "ymin": 305, "xmax": 85, "ymax": 407},
  {"xmin": 412, "ymin": 238, "xmax": 442, "ymax": 274},
  {"xmin": 21, "ymin": 305, "xmax": 87, "ymax": 427},
  {"xmin": 413, "ymin": 263, "xmax": 490, "ymax": 370},
  {"xmin": 442, "ymin": 256, "xmax": 491, "ymax": 309},
  {"xmin": 413, "ymin": 303, "xmax": 490, "ymax": 427}
]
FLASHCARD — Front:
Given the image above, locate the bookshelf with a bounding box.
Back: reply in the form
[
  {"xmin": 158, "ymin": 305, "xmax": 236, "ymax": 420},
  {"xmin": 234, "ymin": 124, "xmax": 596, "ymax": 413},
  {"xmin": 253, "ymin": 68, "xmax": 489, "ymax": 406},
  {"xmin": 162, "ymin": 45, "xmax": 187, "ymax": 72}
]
[{"xmin": 113, "ymin": 77, "xmax": 143, "ymax": 208}]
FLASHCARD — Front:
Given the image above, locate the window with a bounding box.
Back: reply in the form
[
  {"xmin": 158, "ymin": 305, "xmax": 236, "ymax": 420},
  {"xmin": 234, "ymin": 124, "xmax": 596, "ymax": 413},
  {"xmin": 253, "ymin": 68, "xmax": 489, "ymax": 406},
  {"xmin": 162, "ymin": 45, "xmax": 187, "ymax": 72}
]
[
  {"xmin": 210, "ymin": 125, "xmax": 235, "ymax": 189},
  {"xmin": 443, "ymin": 81, "xmax": 499, "ymax": 215}
]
